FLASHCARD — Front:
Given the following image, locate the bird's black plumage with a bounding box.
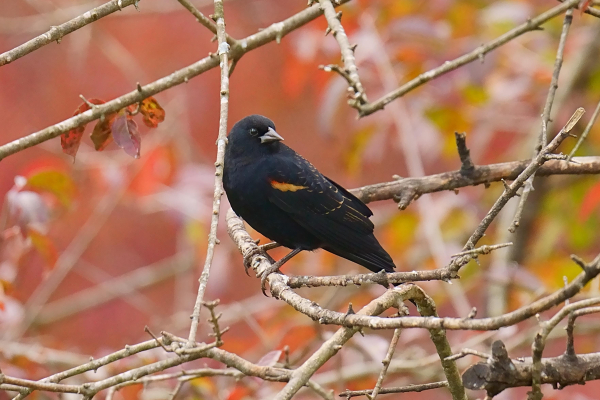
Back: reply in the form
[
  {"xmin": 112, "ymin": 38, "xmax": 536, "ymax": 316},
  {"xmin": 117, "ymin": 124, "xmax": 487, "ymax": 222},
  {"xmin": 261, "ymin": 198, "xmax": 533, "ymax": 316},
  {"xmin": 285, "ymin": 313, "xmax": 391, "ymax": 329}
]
[{"xmin": 223, "ymin": 115, "xmax": 395, "ymax": 289}]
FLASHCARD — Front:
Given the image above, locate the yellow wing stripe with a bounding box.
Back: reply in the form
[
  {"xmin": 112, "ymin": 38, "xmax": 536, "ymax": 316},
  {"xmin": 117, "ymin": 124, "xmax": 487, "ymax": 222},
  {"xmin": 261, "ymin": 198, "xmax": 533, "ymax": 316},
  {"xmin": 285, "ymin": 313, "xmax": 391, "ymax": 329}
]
[{"xmin": 270, "ymin": 180, "xmax": 308, "ymax": 192}]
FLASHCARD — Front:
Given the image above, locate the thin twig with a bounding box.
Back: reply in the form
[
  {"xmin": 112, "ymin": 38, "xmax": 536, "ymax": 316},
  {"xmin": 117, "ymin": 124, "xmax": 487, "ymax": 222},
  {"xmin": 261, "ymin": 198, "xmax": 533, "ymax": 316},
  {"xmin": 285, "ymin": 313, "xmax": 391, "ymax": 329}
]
[
  {"xmin": 445, "ymin": 349, "xmax": 492, "ymax": 362},
  {"xmin": 187, "ymin": 0, "xmax": 230, "ymax": 345},
  {"xmin": 339, "ymin": 381, "xmax": 449, "ymax": 398},
  {"xmin": 510, "ymin": 7, "xmax": 574, "ymax": 233},
  {"xmin": 318, "ymin": 0, "xmax": 367, "ymax": 107},
  {"xmin": 368, "ymin": 328, "xmax": 402, "ymax": 400},
  {"xmin": 568, "ymin": 99, "xmax": 600, "ymax": 160},
  {"xmin": 455, "ymin": 132, "xmax": 475, "ymax": 174},
  {"xmin": 450, "ymin": 243, "xmax": 513, "ymax": 258},
  {"xmin": 11, "ymin": 339, "xmax": 163, "ymax": 400},
  {"xmin": 202, "ymin": 299, "xmax": 229, "ymax": 345},
  {"xmin": 565, "ymin": 306, "xmax": 600, "ymax": 357},
  {"xmin": 0, "ymin": 0, "xmax": 140, "ymax": 67},
  {"xmin": 450, "ymin": 107, "xmax": 585, "ymax": 273},
  {"xmin": 176, "ymin": 0, "xmax": 237, "ymax": 46},
  {"xmin": 0, "ymin": 1, "xmax": 351, "ymax": 161},
  {"xmin": 358, "ymin": 0, "xmax": 581, "ymax": 116}
]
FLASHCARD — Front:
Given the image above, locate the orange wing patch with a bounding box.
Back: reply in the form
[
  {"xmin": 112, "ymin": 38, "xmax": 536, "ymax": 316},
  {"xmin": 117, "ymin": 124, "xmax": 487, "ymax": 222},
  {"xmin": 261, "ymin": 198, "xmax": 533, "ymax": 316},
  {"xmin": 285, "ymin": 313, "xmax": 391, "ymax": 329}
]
[{"xmin": 270, "ymin": 180, "xmax": 308, "ymax": 192}]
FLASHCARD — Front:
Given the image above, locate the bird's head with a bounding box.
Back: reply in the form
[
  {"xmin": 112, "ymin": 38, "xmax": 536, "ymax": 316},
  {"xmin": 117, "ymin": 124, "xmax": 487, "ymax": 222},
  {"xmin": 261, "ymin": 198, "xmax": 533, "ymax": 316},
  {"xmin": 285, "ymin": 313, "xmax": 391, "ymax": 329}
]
[{"xmin": 228, "ymin": 115, "xmax": 284, "ymax": 153}]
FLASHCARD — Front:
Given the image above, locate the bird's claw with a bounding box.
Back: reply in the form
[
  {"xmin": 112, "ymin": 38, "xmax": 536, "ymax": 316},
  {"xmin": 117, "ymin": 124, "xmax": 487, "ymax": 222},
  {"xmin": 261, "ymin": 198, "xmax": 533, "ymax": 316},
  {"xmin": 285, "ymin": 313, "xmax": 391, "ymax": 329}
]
[{"xmin": 257, "ymin": 262, "xmax": 283, "ymax": 297}]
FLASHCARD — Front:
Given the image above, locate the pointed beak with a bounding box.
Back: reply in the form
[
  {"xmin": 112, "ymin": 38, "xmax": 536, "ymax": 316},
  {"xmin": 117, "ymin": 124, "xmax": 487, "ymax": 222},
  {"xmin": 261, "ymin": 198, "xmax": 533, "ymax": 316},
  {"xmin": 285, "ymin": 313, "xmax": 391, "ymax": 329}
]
[{"xmin": 260, "ymin": 127, "xmax": 284, "ymax": 144}]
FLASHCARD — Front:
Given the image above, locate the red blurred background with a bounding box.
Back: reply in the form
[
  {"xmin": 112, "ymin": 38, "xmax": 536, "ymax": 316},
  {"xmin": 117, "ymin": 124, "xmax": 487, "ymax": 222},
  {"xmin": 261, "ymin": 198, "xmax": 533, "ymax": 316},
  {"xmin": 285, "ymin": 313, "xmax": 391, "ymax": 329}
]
[{"xmin": 1, "ymin": 0, "xmax": 600, "ymax": 399}]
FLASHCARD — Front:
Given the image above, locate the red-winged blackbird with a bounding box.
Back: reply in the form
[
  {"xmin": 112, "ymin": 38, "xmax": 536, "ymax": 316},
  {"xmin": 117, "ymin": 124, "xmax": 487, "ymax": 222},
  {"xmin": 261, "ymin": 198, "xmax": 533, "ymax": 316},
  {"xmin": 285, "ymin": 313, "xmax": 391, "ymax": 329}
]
[{"xmin": 223, "ymin": 115, "xmax": 395, "ymax": 293}]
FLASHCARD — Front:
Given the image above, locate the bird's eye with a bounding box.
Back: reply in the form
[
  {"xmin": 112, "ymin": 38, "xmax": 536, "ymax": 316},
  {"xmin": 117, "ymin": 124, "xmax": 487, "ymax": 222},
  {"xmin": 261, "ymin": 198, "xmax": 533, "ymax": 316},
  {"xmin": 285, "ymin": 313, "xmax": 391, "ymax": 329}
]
[{"xmin": 249, "ymin": 128, "xmax": 259, "ymax": 136}]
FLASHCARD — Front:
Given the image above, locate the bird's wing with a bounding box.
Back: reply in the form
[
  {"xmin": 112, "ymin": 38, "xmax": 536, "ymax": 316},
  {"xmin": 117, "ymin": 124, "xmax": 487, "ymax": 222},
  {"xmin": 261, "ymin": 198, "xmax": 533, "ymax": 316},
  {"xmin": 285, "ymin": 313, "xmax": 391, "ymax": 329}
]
[{"xmin": 265, "ymin": 153, "xmax": 375, "ymax": 243}]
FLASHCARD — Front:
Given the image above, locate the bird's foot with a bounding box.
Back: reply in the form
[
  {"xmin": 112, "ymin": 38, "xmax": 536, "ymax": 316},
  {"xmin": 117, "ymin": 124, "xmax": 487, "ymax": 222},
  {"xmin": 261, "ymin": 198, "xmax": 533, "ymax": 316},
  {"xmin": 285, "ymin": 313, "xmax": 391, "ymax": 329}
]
[
  {"xmin": 244, "ymin": 242, "xmax": 278, "ymax": 276},
  {"xmin": 257, "ymin": 261, "xmax": 284, "ymax": 297}
]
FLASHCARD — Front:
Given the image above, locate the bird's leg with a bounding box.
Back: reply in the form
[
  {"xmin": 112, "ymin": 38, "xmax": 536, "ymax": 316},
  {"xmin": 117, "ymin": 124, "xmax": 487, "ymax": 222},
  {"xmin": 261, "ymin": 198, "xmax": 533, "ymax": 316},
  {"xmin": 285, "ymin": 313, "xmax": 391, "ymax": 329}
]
[
  {"xmin": 259, "ymin": 242, "xmax": 281, "ymax": 252},
  {"xmin": 258, "ymin": 247, "xmax": 302, "ymax": 296}
]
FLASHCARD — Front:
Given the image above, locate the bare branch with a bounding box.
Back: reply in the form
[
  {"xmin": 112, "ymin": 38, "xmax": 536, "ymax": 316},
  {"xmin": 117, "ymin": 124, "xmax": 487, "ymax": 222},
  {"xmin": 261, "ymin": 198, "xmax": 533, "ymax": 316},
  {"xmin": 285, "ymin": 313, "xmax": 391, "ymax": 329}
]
[
  {"xmin": 410, "ymin": 288, "xmax": 467, "ymax": 400},
  {"xmin": 319, "ymin": 0, "xmax": 367, "ymax": 107},
  {"xmin": 510, "ymin": 7, "xmax": 574, "ymax": 233},
  {"xmin": 358, "ymin": 0, "xmax": 581, "ymax": 116},
  {"xmin": 351, "ymin": 156, "xmax": 600, "ymax": 206},
  {"xmin": 11, "ymin": 339, "xmax": 163, "ymax": 400},
  {"xmin": 273, "ymin": 288, "xmax": 413, "ymax": 400},
  {"xmin": 0, "ymin": 1, "xmax": 350, "ymax": 161},
  {"xmin": 0, "ymin": 0, "xmax": 140, "ymax": 67},
  {"xmin": 226, "ymin": 212, "xmax": 600, "ymax": 331},
  {"xmin": 568, "ymin": 99, "xmax": 600, "ymax": 160},
  {"xmin": 187, "ymin": 0, "xmax": 231, "ymax": 345},
  {"xmin": 557, "ymin": 0, "xmax": 600, "ymax": 18},
  {"xmin": 530, "ymin": 295, "xmax": 600, "ymax": 398},
  {"xmin": 454, "ymin": 132, "xmax": 475, "ymax": 175},
  {"xmin": 339, "ymin": 381, "xmax": 449, "ymax": 398},
  {"xmin": 176, "ymin": 0, "xmax": 237, "ymax": 46},
  {"xmin": 449, "ymin": 107, "xmax": 585, "ymax": 273},
  {"xmin": 368, "ymin": 328, "xmax": 402, "ymax": 400}
]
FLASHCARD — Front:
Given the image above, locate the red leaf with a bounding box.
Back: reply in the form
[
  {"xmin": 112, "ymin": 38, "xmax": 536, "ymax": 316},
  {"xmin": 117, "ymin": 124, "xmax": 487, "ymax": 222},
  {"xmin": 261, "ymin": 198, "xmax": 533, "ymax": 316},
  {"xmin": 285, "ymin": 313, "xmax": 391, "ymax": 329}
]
[
  {"xmin": 112, "ymin": 112, "xmax": 141, "ymax": 158},
  {"xmin": 139, "ymin": 97, "xmax": 165, "ymax": 128},
  {"xmin": 61, "ymin": 98, "xmax": 105, "ymax": 160},
  {"xmin": 91, "ymin": 114, "xmax": 117, "ymax": 151},
  {"xmin": 579, "ymin": 181, "xmax": 600, "ymax": 221},
  {"xmin": 226, "ymin": 385, "xmax": 251, "ymax": 400}
]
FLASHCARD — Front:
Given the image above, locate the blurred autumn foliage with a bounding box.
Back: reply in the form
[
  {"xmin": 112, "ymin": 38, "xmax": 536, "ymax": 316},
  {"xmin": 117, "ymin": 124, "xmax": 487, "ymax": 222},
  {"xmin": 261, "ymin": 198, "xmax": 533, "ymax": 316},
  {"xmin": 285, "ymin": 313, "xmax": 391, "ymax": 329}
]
[{"xmin": 1, "ymin": 0, "xmax": 600, "ymax": 399}]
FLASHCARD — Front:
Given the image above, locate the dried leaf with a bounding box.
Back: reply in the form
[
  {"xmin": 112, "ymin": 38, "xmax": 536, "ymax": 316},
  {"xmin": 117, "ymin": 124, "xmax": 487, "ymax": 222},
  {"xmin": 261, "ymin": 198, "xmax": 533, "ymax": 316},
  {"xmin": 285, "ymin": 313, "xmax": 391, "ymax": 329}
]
[
  {"xmin": 28, "ymin": 229, "xmax": 57, "ymax": 270},
  {"xmin": 27, "ymin": 169, "xmax": 76, "ymax": 207},
  {"xmin": 112, "ymin": 112, "xmax": 141, "ymax": 158},
  {"xmin": 91, "ymin": 114, "xmax": 116, "ymax": 151},
  {"xmin": 139, "ymin": 97, "xmax": 165, "ymax": 128},
  {"xmin": 61, "ymin": 98, "xmax": 105, "ymax": 160}
]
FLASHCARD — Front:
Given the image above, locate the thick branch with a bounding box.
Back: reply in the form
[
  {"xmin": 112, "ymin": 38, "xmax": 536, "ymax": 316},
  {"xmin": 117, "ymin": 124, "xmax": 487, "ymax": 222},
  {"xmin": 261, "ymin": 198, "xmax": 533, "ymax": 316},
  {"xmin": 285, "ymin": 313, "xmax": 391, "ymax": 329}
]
[
  {"xmin": 350, "ymin": 157, "xmax": 600, "ymax": 206},
  {"xmin": 226, "ymin": 209, "xmax": 600, "ymax": 331},
  {"xmin": 274, "ymin": 288, "xmax": 412, "ymax": 400},
  {"xmin": 410, "ymin": 288, "xmax": 467, "ymax": 400},
  {"xmin": 0, "ymin": 0, "xmax": 139, "ymax": 67},
  {"xmin": 463, "ymin": 343, "xmax": 600, "ymax": 396}
]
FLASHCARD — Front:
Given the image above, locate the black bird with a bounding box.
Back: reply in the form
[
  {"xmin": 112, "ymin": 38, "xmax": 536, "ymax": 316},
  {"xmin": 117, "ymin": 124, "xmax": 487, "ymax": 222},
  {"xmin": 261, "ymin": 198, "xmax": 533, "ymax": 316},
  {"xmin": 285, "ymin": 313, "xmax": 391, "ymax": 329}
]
[{"xmin": 223, "ymin": 115, "xmax": 395, "ymax": 293}]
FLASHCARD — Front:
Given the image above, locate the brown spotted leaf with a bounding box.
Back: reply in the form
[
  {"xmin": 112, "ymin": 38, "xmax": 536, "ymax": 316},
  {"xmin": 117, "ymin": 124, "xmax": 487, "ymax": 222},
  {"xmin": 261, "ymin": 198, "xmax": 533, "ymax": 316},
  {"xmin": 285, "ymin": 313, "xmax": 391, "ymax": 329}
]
[
  {"xmin": 91, "ymin": 114, "xmax": 116, "ymax": 151},
  {"xmin": 112, "ymin": 112, "xmax": 141, "ymax": 158},
  {"xmin": 61, "ymin": 98, "xmax": 105, "ymax": 160},
  {"xmin": 139, "ymin": 97, "xmax": 165, "ymax": 128}
]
